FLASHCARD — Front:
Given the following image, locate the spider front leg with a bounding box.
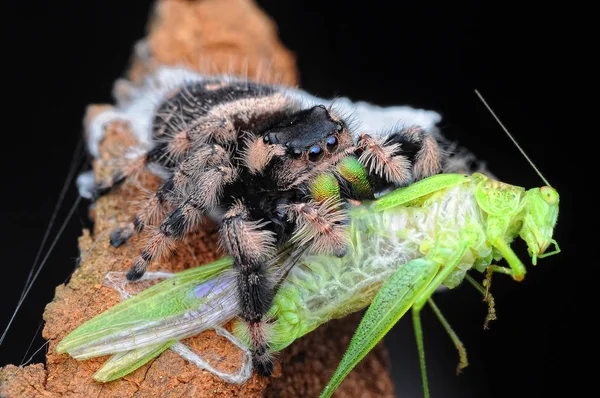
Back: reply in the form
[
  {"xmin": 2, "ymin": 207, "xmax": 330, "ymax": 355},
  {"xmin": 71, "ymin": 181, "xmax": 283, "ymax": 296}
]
[
  {"xmin": 285, "ymin": 197, "xmax": 349, "ymax": 257},
  {"xmin": 220, "ymin": 199, "xmax": 279, "ymax": 376},
  {"xmin": 357, "ymin": 126, "xmax": 443, "ymax": 187}
]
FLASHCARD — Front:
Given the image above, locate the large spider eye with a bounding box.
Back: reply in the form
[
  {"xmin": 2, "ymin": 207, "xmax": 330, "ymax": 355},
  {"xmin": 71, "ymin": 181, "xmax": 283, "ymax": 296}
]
[
  {"xmin": 308, "ymin": 145, "xmax": 323, "ymax": 161},
  {"xmin": 326, "ymin": 136, "xmax": 338, "ymax": 149}
]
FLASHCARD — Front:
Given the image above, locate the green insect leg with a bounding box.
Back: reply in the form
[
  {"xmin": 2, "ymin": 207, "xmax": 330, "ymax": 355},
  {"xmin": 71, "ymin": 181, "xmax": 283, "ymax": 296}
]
[
  {"xmin": 489, "ymin": 264, "xmax": 514, "ymax": 276},
  {"xmin": 428, "ymin": 298, "xmax": 468, "ymax": 374},
  {"xmin": 412, "ymin": 305, "xmax": 430, "ymax": 398},
  {"xmin": 490, "ymin": 236, "xmax": 526, "ymax": 281},
  {"xmin": 411, "ymin": 242, "xmax": 468, "ymax": 398},
  {"xmin": 465, "ymin": 273, "xmax": 497, "ymax": 329}
]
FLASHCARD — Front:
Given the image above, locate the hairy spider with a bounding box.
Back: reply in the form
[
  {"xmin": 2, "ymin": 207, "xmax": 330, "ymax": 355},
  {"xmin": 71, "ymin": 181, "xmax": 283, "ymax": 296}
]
[{"xmin": 91, "ymin": 71, "xmax": 443, "ymax": 376}]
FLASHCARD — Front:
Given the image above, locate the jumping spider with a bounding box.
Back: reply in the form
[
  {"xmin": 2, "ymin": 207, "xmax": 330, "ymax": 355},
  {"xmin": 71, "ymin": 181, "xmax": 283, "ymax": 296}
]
[{"xmin": 92, "ymin": 74, "xmax": 443, "ymax": 376}]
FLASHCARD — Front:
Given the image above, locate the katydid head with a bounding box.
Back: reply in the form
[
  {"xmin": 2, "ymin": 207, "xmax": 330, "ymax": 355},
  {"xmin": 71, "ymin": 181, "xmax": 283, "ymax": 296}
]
[
  {"xmin": 520, "ymin": 186, "xmax": 560, "ymax": 265},
  {"xmin": 474, "ymin": 89, "xmax": 561, "ymax": 270}
]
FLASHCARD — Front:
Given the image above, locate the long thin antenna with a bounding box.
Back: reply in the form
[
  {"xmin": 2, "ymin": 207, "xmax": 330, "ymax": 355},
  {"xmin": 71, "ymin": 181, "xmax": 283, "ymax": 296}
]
[{"xmin": 474, "ymin": 89, "xmax": 550, "ymax": 186}]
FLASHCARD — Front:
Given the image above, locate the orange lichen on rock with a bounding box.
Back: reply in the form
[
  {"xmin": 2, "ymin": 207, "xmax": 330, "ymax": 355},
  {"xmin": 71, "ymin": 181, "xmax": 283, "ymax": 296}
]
[{"xmin": 1, "ymin": 1, "xmax": 394, "ymax": 396}]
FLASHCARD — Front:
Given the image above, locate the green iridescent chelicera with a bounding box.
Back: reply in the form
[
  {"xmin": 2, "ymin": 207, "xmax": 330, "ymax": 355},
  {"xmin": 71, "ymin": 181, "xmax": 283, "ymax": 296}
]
[{"xmin": 309, "ymin": 155, "xmax": 373, "ymax": 202}]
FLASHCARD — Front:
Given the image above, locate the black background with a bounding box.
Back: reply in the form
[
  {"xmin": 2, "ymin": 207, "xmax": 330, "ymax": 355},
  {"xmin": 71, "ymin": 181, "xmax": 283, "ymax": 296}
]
[{"xmin": 2, "ymin": 1, "xmax": 576, "ymax": 397}]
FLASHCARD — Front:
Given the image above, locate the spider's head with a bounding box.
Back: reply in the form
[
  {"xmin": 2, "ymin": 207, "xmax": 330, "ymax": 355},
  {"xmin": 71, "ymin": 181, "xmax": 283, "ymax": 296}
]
[{"xmin": 246, "ymin": 105, "xmax": 355, "ymax": 189}]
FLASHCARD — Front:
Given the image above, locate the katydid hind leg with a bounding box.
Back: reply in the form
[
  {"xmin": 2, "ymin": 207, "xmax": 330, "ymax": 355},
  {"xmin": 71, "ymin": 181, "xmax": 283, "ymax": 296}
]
[
  {"xmin": 412, "ymin": 305, "xmax": 431, "ymax": 398},
  {"xmin": 410, "ymin": 241, "xmax": 468, "ymax": 397},
  {"xmin": 319, "ymin": 258, "xmax": 439, "ymax": 398}
]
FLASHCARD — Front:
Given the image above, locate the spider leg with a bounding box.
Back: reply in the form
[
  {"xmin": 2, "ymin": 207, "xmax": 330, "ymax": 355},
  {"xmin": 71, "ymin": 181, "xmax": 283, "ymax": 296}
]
[
  {"xmin": 399, "ymin": 126, "xmax": 443, "ymax": 180},
  {"xmin": 285, "ymin": 197, "xmax": 349, "ymax": 257},
  {"xmin": 220, "ymin": 199, "xmax": 278, "ymax": 376},
  {"xmin": 186, "ymin": 115, "xmax": 237, "ymax": 147},
  {"xmin": 109, "ymin": 183, "xmax": 171, "ymax": 247},
  {"xmin": 92, "ymin": 106, "xmax": 235, "ymax": 199},
  {"xmin": 236, "ymin": 197, "xmax": 350, "ymax": 373},
  {"xmin": 152, "ymin": 114, "xmax": 237, "ymax": 164},
  {"xmin": 91, "ymin": 136, "xmax": 183, "ymax": 199},
  {"xmin": 110, "ymin": 222, "xmax": 136, "ymax": 247},
  {"xmin": 357, "ymin": 126, "xmax": 442, "ymax": 186},
  {"xmin": 126, "ymin": 161, "xmax": 238, "ymax": 280},
  {"xmin": 110, "ymin": 144, "xmax": 232, "ymax": 247},
  {"xmin": 92, "ymin": 154, "xmax": 149, "ymax": 199},
  {"xmin": 125, "ymin": 199, "xmax": 204, "ymax": 280}
]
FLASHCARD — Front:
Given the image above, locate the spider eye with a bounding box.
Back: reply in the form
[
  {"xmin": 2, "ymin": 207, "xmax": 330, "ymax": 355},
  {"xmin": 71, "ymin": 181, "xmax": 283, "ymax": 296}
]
[
  {"xmin": 326, "ymin": 136, "xmax": 338, "ymax": 149},
  {"xmin": 336, "ymin": 122, "xmax": 343, "ymax": 132},
  {"xmin": 308, "ymin": 145, "xmax": 323, "ymax": 161},
  {"xmin": 292, "ymin": 148, "xmax": 302, "ymax": 157},
  {"xmin": 263, "ymin": 135, "xmax": 270, "ymax": 143}
]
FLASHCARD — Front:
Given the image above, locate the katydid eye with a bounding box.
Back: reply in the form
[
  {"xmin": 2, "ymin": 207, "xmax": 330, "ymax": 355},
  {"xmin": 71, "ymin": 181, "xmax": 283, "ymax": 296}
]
[
  {"xmin": 308, "ymin": 145, "xmax": 323, "ymax": 161},
  {"xmin": 540, "ymin": 186, "xmax": 558, "ymax": 205},
  {"xmin": 326, "ymin": 136, "xmax": 338, "ymax": 149}
]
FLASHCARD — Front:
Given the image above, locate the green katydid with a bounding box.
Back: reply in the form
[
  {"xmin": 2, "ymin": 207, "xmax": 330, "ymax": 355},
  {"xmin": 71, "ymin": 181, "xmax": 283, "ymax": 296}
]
[{"xmin": 318, "ymin": 172, "xmax": 559, "ymax": 397}]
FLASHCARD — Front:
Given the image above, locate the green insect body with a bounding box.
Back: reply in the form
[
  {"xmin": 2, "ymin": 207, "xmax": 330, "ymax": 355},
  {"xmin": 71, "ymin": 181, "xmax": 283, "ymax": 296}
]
[
  {"xmin": 56, "ymin": 172, "xmax": 560, "ymax": 395},
  {"xmin": 319, "ymin": 173, "xmax": 560, "ymax": 397}
]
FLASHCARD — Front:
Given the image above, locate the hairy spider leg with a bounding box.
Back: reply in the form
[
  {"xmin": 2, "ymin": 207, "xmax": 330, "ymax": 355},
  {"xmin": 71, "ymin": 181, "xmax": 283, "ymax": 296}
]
[
  {"xmin": 357, "ymin": 126, "xmax": 443, "ymax": 188},
  {"xmin": 126, "ymin": 164, "xmax": 238, "ymax": 280},
  {"xmin": 110, "ymin": 144, "xmax": 232, "ymax": 246},
  {"xmin": 219, "ymin": 199, "xmax": 278, "ymax": 376},
  {"xmin": 285, "ymin": 198, "xmax": 349, "ymax": 257}
]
